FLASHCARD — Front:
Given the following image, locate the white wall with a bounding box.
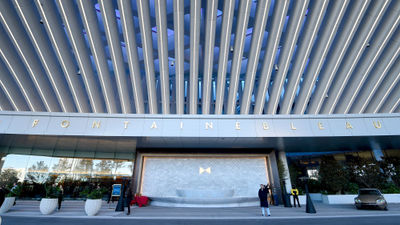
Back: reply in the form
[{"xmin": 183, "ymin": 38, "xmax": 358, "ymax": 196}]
[
  {"xmin": 322, "ymin": 194, "xmax": 400, "ymax": 204},
  {"xmin": 141, "ymin": 157, "xmax": 269, "ymax": 197}
]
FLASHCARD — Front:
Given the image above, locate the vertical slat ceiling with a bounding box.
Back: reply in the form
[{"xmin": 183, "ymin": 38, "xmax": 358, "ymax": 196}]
[
  {"xmin": 0, "ymin": 0, "xmax": 398, "ymax": 115},
  {"xmin": 320, "ymin": 0, "xmax": 390, "ymax": 114},
  {"xmin": 201, "ymin": 0, "xmax": 218, "ymax": 115},
  {"xmin": 154, "ymin": 0, "xmax": 170, "ymax": 114},
  {"xmin": 35, "ymin": 0, "xmax": 90, "ymax": 113},
  {"xmin": 77, "ymin": 0, "xmax": 118, "ymax": 114},
  {"xmin": 0, "ymin": 24, "xmax": 45, "ymax": 112},
  {"xmin": 99, "ymin": 0, "xmax": 132, "ymax": 114},
  {"xmin": 136, "ymin": 0, "xmax": 157, "ymax": 114},
  {"xmin": 215, "ymin": 0, "xmax": 235, "ymax": 115},
  {"xmin": 189, "ymin": 0, "xmax": 201, "ymax": 114},
  {"xmin": 0, "ymin": 0, "xmax": 60, "ymax": 112},
  {"xmin": 226, "ymin": 0, "xmax": 252, "ymax": 115},
  {"xmin": 14, "ymin": 0, "xmax": 76, "ymax": 113},
  {"xmin": 173, "ymin": 0, "xmax": 185, "ymax": 115},
  {"xmin": 56, "ymin": 0, "xmax": 105, "ymax": 113},
  {"xmin": 117, "ymin": 0, "xmax": 144, "ymax": 114},
  {"xmin": 240, "ymin": 0, "xmax": 271, "ymax": 115},
  {"xmin": 266, "ymin": 0, "xmax": 309, "ymax": 115}
]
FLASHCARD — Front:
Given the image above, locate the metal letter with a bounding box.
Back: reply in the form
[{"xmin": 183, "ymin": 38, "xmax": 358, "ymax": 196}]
[
  {"xmin": 92, "ymin": 121, "xmax": 101, "ymax": 128},
  {"xmin": 124, "ymin": 121, "xmax": 130, "ymax": 129},
  {"xmin": 150, "ymin": 121, "xmax": 157, "ymax": 129},
  {"xmin": 205, "ymin": 122, "xmax": 213, "ymax": 129},
  {"xmin": 346, "ymin": 121, "xmax": 353, "ymax": 129},
  {"xmin": 235, "ymin": 122, "xmax": 240, "ymax": 130},
  {"xmin": 61, "ymin": 120, "xmax": 70, "ymax": 128},
  {"xmin": 32, "ymin": 119, "xmax": 39, "ymax": 127},
  {"xmin": 373, "ymin": 121, "xmax": 382, "ymax": 129},
  {"xmin": 318, "ymin": 122, "xmax": 325, "ymax": 130},
  {"xmin": 290, "ymin": 122, "xmax": 297, "ymax": 130},
  {"xmin": 262, "ymin": 122, "xmax": 269, "ymax": 130}
]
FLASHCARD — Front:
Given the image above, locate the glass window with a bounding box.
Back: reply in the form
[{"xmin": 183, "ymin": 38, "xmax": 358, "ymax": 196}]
[
  {"xmin": 0, "ymin": 154, "xmax": 133, "ymax": 200},
  {"xmin": 25, "ymin": 155, "xmax": 52, "ymax": 184}
]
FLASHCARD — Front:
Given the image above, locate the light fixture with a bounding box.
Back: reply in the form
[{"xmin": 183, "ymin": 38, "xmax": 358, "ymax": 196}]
[
  {"xmin": 230, "ymin": 46, "xmax": 234, "ymax": 52},
  {"xmin": 39, "ymin": 19, "xmax": 43, "ymax": 24},
  {"xmin": 170, "ymin": 61, "xmax": 174, "ymax": 66},
  {"xmin": 274, "ymin": 64, "xmax": 279, "ymax": 71}
]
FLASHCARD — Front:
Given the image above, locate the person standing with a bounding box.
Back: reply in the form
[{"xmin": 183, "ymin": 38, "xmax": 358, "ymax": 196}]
[
  {"xmin": 57, "ymin": 184, "xmax": 64, "ymax": 211},
  {"xmin": 0, "ymin": 187, "xmax": 6, "ymax": 207},
  {"xmin": 258, "ymin": 184, "xmax": 271, "ymax": 216},
  {"xmin": 125, "ymin": 187, "xmax": 133, "ymax": 215},
  {"xmin": 291, "ymin": 186, "xmax": 301, "ymax": 207},
  {"xmin": 10, "ymin": 183, "xmax": 17, "ymax": 206}
]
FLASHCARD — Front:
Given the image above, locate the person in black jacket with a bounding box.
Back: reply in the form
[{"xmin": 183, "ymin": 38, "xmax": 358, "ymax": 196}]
[
  {"xmin": 258, "ymin": 184, "xmax": 271, "ymax": 216},
  {"xmin": 0, "ymin": 187, "xmax": 5, "ymax": 207},
  {"xmin": 57, "ymin": 184, "xmax": 64, "ymax": 211},
  {"xmin": 126, "ymin": 187, "xmax": 133, "ymax": 215}
]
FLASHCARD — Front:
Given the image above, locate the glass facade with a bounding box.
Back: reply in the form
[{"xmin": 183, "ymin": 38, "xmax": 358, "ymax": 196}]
[{"xmin": 0, "ymin": 154, "xmax": 133, "ymax": 199}]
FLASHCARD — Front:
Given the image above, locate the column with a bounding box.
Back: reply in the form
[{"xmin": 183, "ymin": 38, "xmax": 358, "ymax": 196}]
[
  {"xmin": 278, "ymin": 150, "xmax": 292, "ymax": 193},
  {"xmin": 268, "ymin": 150, "xmax": 283, "ymax": 204}
]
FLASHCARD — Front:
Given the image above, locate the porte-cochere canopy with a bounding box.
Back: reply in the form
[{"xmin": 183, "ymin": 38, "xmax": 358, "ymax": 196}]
[{"xmin": 0, "ymin": 0, "xmax": 399, "ymax": 115}]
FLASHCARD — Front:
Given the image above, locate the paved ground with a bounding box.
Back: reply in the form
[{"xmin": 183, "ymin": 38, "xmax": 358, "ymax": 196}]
[
  {"xmin": 1, "ymin": 201, "xmax": 399, "ymax": 224},
  {"xmin": 3, "ymin": 216, "xmax": 400, "ymax": 225}
]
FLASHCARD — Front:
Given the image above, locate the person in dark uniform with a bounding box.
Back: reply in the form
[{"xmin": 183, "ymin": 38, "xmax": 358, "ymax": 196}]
[
  {"xmin": 126, "ymin": 187, "xmax": 133, "ymax": 215},
  {"xmin": 57, "ymin": 184, "xmax": 64, "ymax": 211},
  {"xmin": 0, "ymin": 187, "xmax": 6, "ymax": 207},
  {"xmin": 258, "ymin": 184, "xmax": 271, "ymax": 216}
]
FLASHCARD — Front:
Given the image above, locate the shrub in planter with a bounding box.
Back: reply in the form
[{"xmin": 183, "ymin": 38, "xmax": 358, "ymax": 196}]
[
  {"xmin": 84, "ymin": 189, "xmax": 105, "ymax": 216},
  {"xmin": 381, "ymin": 183, "xmax": 400, "ymax": 194},
  {"xmin": 307, "ymin": 179, "xmax": 321, "ymax": 193},
  {"xmin": 343, "ymin": 182, "xmax": 359, "ymax": 194},
  {"xmin": 40, "ymin": 185, "xmax": 59, "ymax": 215},
  {"xmin": 0, "ymin": 185, "xmax": 21, "ymax": 213}
]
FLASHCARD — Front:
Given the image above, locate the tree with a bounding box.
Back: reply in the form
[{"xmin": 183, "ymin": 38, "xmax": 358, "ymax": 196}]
[
  {"xmin": 319, "ymin": 156, "xmax": 348, "ymax": 194},
  {"xmin": 74, "ymin": 159, "xmax": 93, "ymax": 173},
  {"xmin": 112, "ymin": 160, "xmax": 126, "ymax": 175},
  {"xmin": 26, "ymin": 161, "xmax": 49, "ymax": 184},
  {"xmin": 346, "ymin": 156, "xmax": 387, "ymax": 189},
  {"xmin": 72, "ymin": 159, "xmax": 93, "ymax": 180},
  {"xmin": 380, "ymin": 156, "xmax": 400, "ymax": 188},
  {"xmin": 95, "ymin": 160, "xmax": 113, "ymax": 174},
  {"xmin": 52, "ymin": 158, "xmax": 73, "ymax": 174},
  {"xmin": 0, "ymin": 169, "xmax": 19, "ymax": 189}
]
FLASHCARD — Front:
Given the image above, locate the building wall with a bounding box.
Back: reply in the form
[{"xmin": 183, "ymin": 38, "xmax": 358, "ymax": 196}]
[{"xmin": 140, "ymin": 156, "xmax": 269, "ymax": 197}]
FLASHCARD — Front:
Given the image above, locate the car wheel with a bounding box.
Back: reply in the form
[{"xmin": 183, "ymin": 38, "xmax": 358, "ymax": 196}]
[{"xmin": 384, "ymin": 207, "xmax": 388, "ymax": 211}]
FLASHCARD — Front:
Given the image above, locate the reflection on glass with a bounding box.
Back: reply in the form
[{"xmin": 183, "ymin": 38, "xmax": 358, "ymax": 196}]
[
  {"xmin": 25, "ymin": 156, "xmax": 52, "ymax": 184},
  {"xmin": 0, "ymin": 154, "xmax": 133, "ymax": 199}
]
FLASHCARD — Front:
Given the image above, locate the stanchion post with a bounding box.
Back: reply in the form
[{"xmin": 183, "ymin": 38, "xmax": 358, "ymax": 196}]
[{"xmin": 115, "ymin": 178, "xmax": 126, "ymax": 211}]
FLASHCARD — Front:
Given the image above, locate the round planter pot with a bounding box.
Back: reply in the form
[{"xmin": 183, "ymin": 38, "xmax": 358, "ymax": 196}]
[
  {"xmin": 85, "ymin": 199, "xmax": 102, "ymax": 216},
  {"xmin": 40, "ymin": 198, "xmax": 58, "ymax": 215},
  {"xmin": 0, "ymin": 197, "xmax": 15, "ymax": 213}
]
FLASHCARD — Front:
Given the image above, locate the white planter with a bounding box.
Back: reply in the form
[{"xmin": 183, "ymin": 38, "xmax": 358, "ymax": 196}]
[
  {"xmin": 85, "ymin": 199, "xmax": 102, "ymax": 216},
  {"xmin": 310, "ymin": 193, "xmax": 323, "ymax": 202},
  {"xmin": 321, "ymin": 194, "xmax": 400, "ymax": 204},
  {"xmin": 298, "ymin": 195, "xmax": 306, "ymax": 205},
  {"xmin": 322, "ymin": 194, "xmax": 357, "ymax": 204},
  {"xmin": 383, "ymin": 194, "xmax": 400, "ymax": 203},
  {"xmin": 40, "ymin": 198, "xmax": 58, "ymax": 215},
  {"xmin": 0, "ymin": 197, "xmax": 15, "ymax": 213}
]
